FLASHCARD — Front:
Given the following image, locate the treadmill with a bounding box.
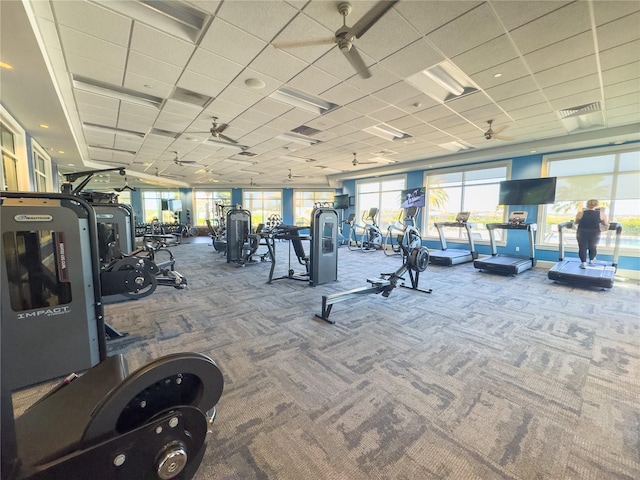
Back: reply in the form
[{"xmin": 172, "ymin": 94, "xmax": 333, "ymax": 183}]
[
  {"xmin": 474, "ymin": 211, "xmax": 537, "ymax": 275},
  {"xmin": 430, "ymin": 212, "xmax": 478, "ymax": 266},
  {"xmin": 547, "ymin": 221, "xmax": 622, "ymax": 289}
]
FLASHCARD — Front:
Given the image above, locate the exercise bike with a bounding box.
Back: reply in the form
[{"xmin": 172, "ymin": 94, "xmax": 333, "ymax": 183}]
[{"xmin": 383, "ymin": 207, "xmax": 422, "ymax": 257}]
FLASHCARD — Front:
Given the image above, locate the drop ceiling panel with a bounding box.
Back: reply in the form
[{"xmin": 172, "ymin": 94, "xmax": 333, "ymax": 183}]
[
  {"xmin": 599, "ymin": 40, "xmax": 640, "ymax": 70},
  {"xmin": 533, "ymin": 56, "xmax": 599, "ymax": 89},
  {"xmin": 549, "ymin": 89, "xmax": 602, "ymax": 111},
  {"xmin": 52, "ymin": 1, "xmax": 131, "ymax": 46},
  {"xmin": 510, "ymin": 2, "xmax": 591, "ymax": 55},
  {"xmin": 452, "ymin": 35, "xmax": 520, "ymax": 76},
  {"xmin": 186, "ymin": 48, "xmax": 245, "ymax": 83},
  {"xmin": 271, "ymin": 14, "xmax": 335, "ymax": 64},
  {"xmin": 592, "ymin": 0, "xmax": 640, "ymax": 25},
  {"xmin": 199, "ymin": 18, "xmax": 267, "ymax": 65},
  {"xmin": 127, "ymin": 51, "xmax": 184, "ymax": 85},
  {"xmin": 215, "ymin": 84, "xmax": 264, "ymax": 108},
  {"xmin": 130, "ymin": 23, "xmax": 196, "ymax": 68},
  {"xmin": 351, "ymin": 9, "xmax": 422, "ymax": 62},
  {"xmin": 249, "ymin": 46, "xmax": 309, "ymax": 83},
  {"xmin": 322, "ymin": 82, "xmax": 367, "ymax": 107},
  {"xmin": 177, "ymin": 71, "xmax": 227, "ymax": 98},
  {"xmin": 217, "ymin": 0, "xmax": 299, "ymax": 42},
  {"xmin": 287, "ymin": 66, "xmax": 341, "ymax": 96},
  {"xmin": 485, "ymin": 75, "xmax": 539, "ymax": 102},
  {"xmin": 523, "ymin": 32, "xmax": 595, "ymax": 73},
  {"xmin": 58, "ymin": 26, "xmax": 127, "ymax": 70},
  {"xmin": 66, "ymin": 53, "xmax": 125, "ymax": 85},
  {"xmin": 379, "ymin": 38, "xmax": 444, "ymax": 78},
  {"xmin": 395, "ymin": 1, "xmax": 481, "ymax": 36},
  {"xmin": 596, "ymin": 12, "xmax": 640, "ymax": 51},
  {"xmin": 345, "ymin": 64, "xmax": 401, "ymax": 95},
  {"xmin": 426, "ymin": 4, "xmax": 505, "ymax": 58},
  {"xmin": 123, "ymin": 72, "xmax": 175, "ymax": 99},
  {"xmin": 544, "ymin": 75, "xmax": 602, "ymax": 101},
  {"xmin": 346, "ymin": 95, "xmax": 389, "ymax": 115}
]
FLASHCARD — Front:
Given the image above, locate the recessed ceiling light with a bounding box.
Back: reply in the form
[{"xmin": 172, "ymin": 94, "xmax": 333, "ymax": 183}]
[
  {"xmin": 245, "ymin": 78, "xmax": 266, "ymax": 89},
  {"xmin": 57, "ymin": 150, "xmax": 64, "ymax": 154},
  {"xmin": 494, "ymin": 73, "xmax": 502, "ymax": 78},
  {"xmin": 68, "ymin": 163, "xmax": 75, "ymax": 166},
  {"xmin": 39, "ymin": 124, "xmax": 49, "ymax": 129},
  {"xmin": 530, "ymin": 150, "xmax": 537, "ymax": 153},
  {"xmin": 0, "ymin": 62, "xmax": 14, "ymax": 70}
]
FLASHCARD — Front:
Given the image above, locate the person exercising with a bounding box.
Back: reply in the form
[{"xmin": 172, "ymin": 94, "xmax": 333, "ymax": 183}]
[{"xmin": 575, "ymin": 199, "xmax": 609, "ymax": 268}]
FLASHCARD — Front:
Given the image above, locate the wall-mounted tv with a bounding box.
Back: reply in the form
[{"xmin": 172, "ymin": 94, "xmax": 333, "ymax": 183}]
[
  {"xmin": 401, "ymin": 187, "xmax": 426, "ymax": 208},
  {"xmin": 168, "ymin": 199, "xmax": 183, "ymax": 212},
  {"xmin": 498, "ymin": 177, "xmax": 557, "ymax": 205},
  {"xmin": 333, "ymin": 194, "xmax": 349, "ymax": 210}
]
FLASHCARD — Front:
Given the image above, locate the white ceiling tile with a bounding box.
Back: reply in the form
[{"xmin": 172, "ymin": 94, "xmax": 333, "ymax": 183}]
[
  {"xmin": 199, "ymin": 18, "xmax": 267, "ymax": 65},
  {"xmin": 447, "ymin": 92, "xmax": 493, "ymax": 116},
  {"xmin": 593, "ymin": 0, "xmax": 640, "ymax": 26},
  {"xmin": 130, "ymin": 23, "xmax": 195, "ymax": 68},
  {"xmin": 52, "ymin": 1, "xmax": 131, "ymax": 47},
  {"xmin": 127, "ymin": 51, "xmax": 183, "ymax": 85},
  {"xmin": 251, "ymin": 98, "xmax": 294, "ymax": 117},
  {"xmin": 492, "ymin": 1, "xmax": 572, "ymax": 31},
  {"xmin": 605, "ymin": 78, "xmax": 640, "ymax": 99},
  {"xmin": 288, "ymin": 66, "xmax": 341, "ymax": 95},
  {"xmin": 599, "ymin": 40, "xmax": 640, "ymax": 70},
  {"xmin": 321, "ymin": 107, "xmax": 363, "ymax": 124},
  {"xmin": 509, "ymin": 2, "xmax": 592, "ymax": 55},
  {"xmin": 123, "ymin": 72, "xmax": 175, "ymax": 99},
  {"xmin": 523, "ymin": 32, "xmax": 595, "ymax": 73},
  {"xmin": 322, "ymin": 82, "xmax": 367, "ymax": 107},
  {"xmin": 229, "ymin": 68, "xmax": 282, "ymax": 97},
  {"xmin": 550, "ymin": 89, "xmax": 602, "ymax": 111},
  {"xmin": 396, "ymin": 93, "xmax": 440, "ymax": 114},
  {"xmin": 596, "ymin": 12, "xmax": 640, "ymax": 51},
  {"xmin": 345, "ymin": 64, "xmax": 401, "ymax": 95},
  {"xmin": 204, "ymin": 98, "xmax": 247, "ymax": 120},
  {"xmin": 59, "ymin": 26, "xmax": 127, "ymax": 70},
  {"xmin": 452, "ymin": 35, "xmax": 520, "ymax": 76},
  {"xmin": 380, "ymin": 38, "xmax": 444, "ymax": 78},
  {"xmin": 66, "ymin": 53, "xmax": 125, "ymax": 85},
  {"xmin": 534, "ymin": 56, "xmax": 599, "ymax": 89},
  {"xmin": 485, "ymin": 75, "xmax": 539, "ymax": 102},
  {"xmin": 602, "ymin": 62, "xmax": 640, "ymax": 86},
  {"xmin": 186, "ymin": 49, "xmax": 245, "ymax": 84},
  {"xmin": 426, "ymin": 3, "xmax": 505, "ymax": 58},
  {"xmin": 506, "ymin": 102, "xmax": 554, "ymax": 121},
  {"xmin": 499, "ymin": 91, "xmax": 549, "ymax": 113},
  {"xmin": 471, "ymin": 57, "xmax": 530, "ymax": 91},
  {"xmin": 352, "ymin": 9, "xmax": 421, "ymax": 62},
  {"xmin": 373, "ymin": 81, "xmax": 421, "ymax": 106},
  {"xmin": 74, "ymin": 90, "xmax": 120, "ymax": 111},
  {"xmin": 368, "ymin": 106, "xmax": 409, "ymax": 123},
  {"xmin": 395, "ymin": 1, "xmax": 481, "ymax": 36},
  {"xmin": 271, "ymin": 14, "xmax": 335, "ymax": 63},
  {"xmin": 544, "ymin": 75, "xmax": 601, "ymax": 101},
  {"xmin": 176, "ymin": 71, "xmax": 227, "ymax": 99},
  {"xmin": 346, "ymin": 96, "xmax": 389, "ymax": 115},
  {"xmin": 161, "ymin": 99, "xmax": 204, "ymax": 118},
  {"xmin": 249, "ymin": 46, "xmax": 309, "ymax": 83},
  {"xmin": 217, "ymin": 0, "xmax": 299, "ymax": 42},
  {"xmin": 215, "ymin": 84, "xmax": 264, "ymax": 109}
]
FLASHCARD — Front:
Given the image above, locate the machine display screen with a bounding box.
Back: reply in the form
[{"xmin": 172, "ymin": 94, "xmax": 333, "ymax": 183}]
[
  {"xmin": 322, "ymin": 222, "xmax": 334, "ymax": 254},
  {"xmin": 3, "ymin": 230, "xmax": 72, "ymax": 312}
]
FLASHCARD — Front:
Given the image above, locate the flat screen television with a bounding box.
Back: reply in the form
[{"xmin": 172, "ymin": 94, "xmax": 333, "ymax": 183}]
[
  {"xmin": 498, "ymin": 177, "xmax": 557, "ymax": 205},
  {"xmin": 333, "ymin": 194, "xmax": 349, "ymax": 210},
  {"xmin": 168, "ymin": 199, "xmax": 183, "ymax": 212},
  {"xmin": 401, "ymin": 187, "xmax": 426, "ymax": 208}
]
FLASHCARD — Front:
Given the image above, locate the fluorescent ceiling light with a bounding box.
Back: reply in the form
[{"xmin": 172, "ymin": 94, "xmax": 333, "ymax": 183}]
[
  {"xmin": 406, "ymin": 61, "xmax": 478, "ymax": 103},
  {"xmin": 83, "ymin": 122, "xmax": 146, "ymax": 138},
  {"xmin": 277, "ymin": 133, "xmax": 320, "ymax": 146},
  {"xmin": 89, "ymin": 145, "xmax": 137, "ymax": 155},
  {"xmin": 73, "ymin": 75, "xmax": 163, "ymax": 108},
  {"xmin": 92, "ymin": 0, "xmax": 210, "ymax": 43},
  {"xmin": 269, "ymin": 87, "xmax": 339, "ymax": 115},
  {"xmin": 439, "ymin": 141, "xmax": 473, "ymax": 152},
  {"xmin": 364, "ymin": 123, "xmax": 412, "ymax": 142}
]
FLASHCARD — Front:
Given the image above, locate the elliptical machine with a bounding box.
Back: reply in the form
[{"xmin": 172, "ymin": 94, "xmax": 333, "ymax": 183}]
[
  {"xmin": 383, "ymin": 206, "xmax": 422, "ymax": 256},
  {"xmin": 355, "ymin": 208, "xmax": 384, "ymax": 252}
]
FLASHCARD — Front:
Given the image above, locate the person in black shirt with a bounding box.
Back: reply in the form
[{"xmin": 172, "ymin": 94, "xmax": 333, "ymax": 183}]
[{"xmin": 575, "ymin": 199, "xmax": 609, "ymax": 268}]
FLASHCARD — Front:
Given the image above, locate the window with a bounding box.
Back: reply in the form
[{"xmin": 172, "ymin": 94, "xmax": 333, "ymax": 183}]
[
  {"xmin": 242, "ymin": 190, "xmax": 282, "ymax": 227},
  {"xmin": 355, "ymin": 177, "xmax": 406, "ymax": 230},
  {"xmin": 541, "ymin": 146, "xmax": 640, "ymax": 251},
  {"xmin": 1, "ymin": 114, "xmax": 23, "ymax": 191},
  {"xmin": 32, "ymin": 141, "xmax": 52, "ymax": 192},
  {"xmin": 425, "ymin": 165, "xmax": 508, "ymax": 242},
  {"xmin": 193, "ymin": 190, "xmax": 232, "ymax": 226},
  {"xmin": 293, "ymin": 190, "xmax": 334, "ymax": 226},
  {"xmin": 141, "ymin": 190, "xmax": 179, "ymax": 223}
]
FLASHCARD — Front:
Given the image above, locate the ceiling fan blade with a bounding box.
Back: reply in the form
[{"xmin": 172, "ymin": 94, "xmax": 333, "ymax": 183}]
[
  {"xmin": 272, "ymin": 37, "xmax": 335, "ymax": 49},
  {"xmin": 217, "ymin": 134, "xmax": 238, "ymax": 144},
  {"xmin": 178, "ymin": 160, "xmax": 198, "ymax": 164},
  {"xmin": 494, "ymin": 134, "xmax": 514, "ymax": 141},
  {"xmin": 343, "ymin": 45, "xmax": 371, "ymax": 79},
  {"xmin": 214, "ymin": 123, "xmax": 229, "ymax": 134},
  {"xmin": 350, "ymin": 0, "xmax": 398, "ymax": 39}
]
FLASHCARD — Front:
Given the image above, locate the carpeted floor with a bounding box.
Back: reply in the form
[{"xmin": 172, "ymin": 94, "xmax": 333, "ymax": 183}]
[{"xmin": 12, "ymin": 238, "xmax": 640, "ymax": 479}]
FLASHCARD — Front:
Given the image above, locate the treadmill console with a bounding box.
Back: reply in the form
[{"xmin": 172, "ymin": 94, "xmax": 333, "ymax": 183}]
[
  {"xmin": 456, "ymin": 212, "xmax": 470, "ymax": 223},
  {"xmin": 509, "ymin": 211, "xmax": 528, "ymax": 225}
]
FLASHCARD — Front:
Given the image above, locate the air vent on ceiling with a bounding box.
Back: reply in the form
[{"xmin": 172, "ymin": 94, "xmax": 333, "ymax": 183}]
[
  {"xmin": 169, "ymin": 87, "xmax": 213, "ymax": 108},
  {"xmin": 149, "ymin": 128, "xmax": 180, "ymax": 139},
  {"xmin": 237, "ymin": 151, "xmax": 257, "ymax": 157},
  {"xmin": 291, "ymin": 125, "xmax": 322, "ymax": 137},
  {"xmin": 558, "ymin": 102, "xmax": 604, "ymax": 132}
]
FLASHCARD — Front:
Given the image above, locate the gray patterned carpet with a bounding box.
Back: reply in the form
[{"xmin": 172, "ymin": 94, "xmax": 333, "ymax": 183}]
[{"xmin": 13, "ymin": 238, "xmax": 640, "ymax": 479}]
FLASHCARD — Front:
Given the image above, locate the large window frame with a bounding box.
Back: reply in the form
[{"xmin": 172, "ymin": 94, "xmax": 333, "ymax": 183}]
[
  {"xmin": 540, "ymin": 145, "xmax": 640, "ymax": 253},
  {"xmin": 355, "ymin": 176, "xmax": 406, "ymax": 231},
  {"xmin": 1, "ymin": 105, "xmax": 28, "ymax": 191},
  {"xmin": 293, "ymin": 190, "xmax": 335, "ymax": 226},
  {"xmin": 242, "ymin": 190, "xmax": 282, "ymax": 227},
  {"xmin": 141, "ymin": 190, "xmax": 180, "ymax": 223},
  {"xmin": 31, "ymin": 140, "xmax": 53, "ymax": 192},
  {"xmin": 193, "ymin": 189, "xmax": 232, "ymax": 226},
  {"xmin": 424, "ymin": 163, "xmax": 509, "ymax": 243}
]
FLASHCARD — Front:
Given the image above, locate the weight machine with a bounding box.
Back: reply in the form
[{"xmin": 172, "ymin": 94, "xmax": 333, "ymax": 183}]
[
  {"xmin": 383, "ymin": 206, "xmax": 422, "ymax": 256},
  {"xmin": 315, "ymin": 243, "xmax": 432, "ymax": 324}
]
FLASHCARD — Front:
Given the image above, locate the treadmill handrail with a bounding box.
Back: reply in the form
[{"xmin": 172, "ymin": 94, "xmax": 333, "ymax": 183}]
[
  {"xmin": 433, "ymin": 221, "xmax": 476, "ymax": 254},
  {"xmin": 485, "ymin": 221, "xmax": 537, "ymax": 262},
  {"xmin": 558, "ymin": 221, "xmax": 622, "ymax": 267}
]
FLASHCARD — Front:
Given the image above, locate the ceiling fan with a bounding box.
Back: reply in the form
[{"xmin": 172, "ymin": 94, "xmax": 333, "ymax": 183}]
[
  {"xmin": 155, "ymin": 167, "xmax": 184, "ymax": 179},
  {"xmin": 273, "ymin": 1, "xmax": 398, "ymax": 79},
  {"xmin": 288, "ymin": 169, "xmax": 307, "ymax": 180},
  {"xmin": 351, "ymin": 152, "xmax": 377, "ymax": 167},
  {"xmin": 173, "ymin": 151, "xmax": 198, "ymax": 166},
  {"xmin": 484, "ymin": 120, "xmax": 513, "ymax": 141},
  {"xmin": 190, "ymin": 116, "xmax": 238, "ymax": 144}
]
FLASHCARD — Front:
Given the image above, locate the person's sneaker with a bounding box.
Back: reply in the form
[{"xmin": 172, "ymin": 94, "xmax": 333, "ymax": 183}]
[
  {"xmin": 589, "ymin": 258, "xmax": 596, "ymax": 264},
  {"xmin": 580, "ymin": 262, "xmax": 587, "ymax": 269}
]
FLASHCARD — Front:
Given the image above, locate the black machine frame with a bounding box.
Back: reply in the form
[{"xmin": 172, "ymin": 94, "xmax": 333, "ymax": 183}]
[{"xmin": 429, "ymin": 212, "xmax": 478, "ymax": 266}]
